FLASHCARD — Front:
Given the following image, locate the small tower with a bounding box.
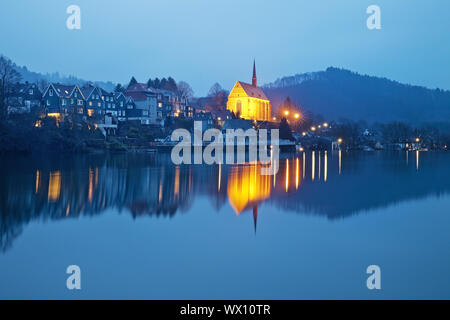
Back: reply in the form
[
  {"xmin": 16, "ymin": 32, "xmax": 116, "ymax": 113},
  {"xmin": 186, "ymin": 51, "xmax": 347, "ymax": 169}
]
[{"xmin": 252, "ymin": 60, "xmax": 257, "ymax": 87}]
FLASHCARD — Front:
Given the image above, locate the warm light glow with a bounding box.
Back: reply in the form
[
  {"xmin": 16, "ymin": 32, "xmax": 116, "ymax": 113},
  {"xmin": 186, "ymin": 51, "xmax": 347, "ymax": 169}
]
[
  {"xmin": 284, "ymin": 110, "xmax": 289, "ymax": 116},
  {"xmin": 302, "ymin": 132, "xmax": 306, "ymax": 136},
  {"xmin": 285, "ymin": 159, "xmax": 289, "ymax": 192},
  {"xmin": 35, "ymin": 170, "xmax": 40, "ymax": 194},
  {"xmin": 338, "ymin": 138, "xmax": 343, "ymax": 144},
  {"xmin": 295, "ymin": 158, "xmax": 300, "ymax": 190},
  {"xmin": 34, "ymin": 120, "xmax": 42, "ymax": 128},
  {"xmin": 311, "ymin": 126, "xmax": 316, "ymax": 131},
  {"xmin": 294, "ymin": 113, "xmax": 300, "ymax": 119},
  {"xmin": 323, "ymin": 122, "xmax": 329, "ymax": 128},
  {"xmin": 312, "ymin": 151, "xmax": 315, "ymax": 181},
  {"xmin": 217, "ymin": 117, "xmax": 221, "ymax": 121},
  {"xmin": 227, "ymin": 164, "xmax": 271, "ymax": 214},
  {"xmin": 272, "ymin": 117, "xmax": 276, "ymax": 121},
  {"xmin": 415, "ymin": 137, "xmax": 420, "ymax": 143},
  {"xmin": 87, "ymin": 109, "xmax": 94, "ymax": 117},
  {"xmin": 339, "ymin": 150, "xmax": 342, "ymax": 175},
  {"xmin": 174, "ymin": 166, "xmax": 180, "ymax": 197},
  {"xmin": 324, "ymin": 151, "xmax": 328, "ymax": 182},
  {"xmin": 48, "ymin": 171, "xmax": 61, "ymax": 202},
  {"xmin": 416, "ymin": 150, "xmax": 419, "ymax": 171}
]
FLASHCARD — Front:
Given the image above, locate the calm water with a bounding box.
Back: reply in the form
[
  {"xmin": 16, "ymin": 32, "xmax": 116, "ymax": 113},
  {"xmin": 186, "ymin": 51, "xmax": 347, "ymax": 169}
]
[{"xmin": 0, "ymin": 151, "xmax": 449, "ymax": 299}]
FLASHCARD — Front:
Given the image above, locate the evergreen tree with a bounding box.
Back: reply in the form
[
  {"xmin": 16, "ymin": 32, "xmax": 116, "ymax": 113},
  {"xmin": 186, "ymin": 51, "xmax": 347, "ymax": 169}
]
[{"xmin": 128, "ymin": 76, "xmax": 137, "ymax": 89}]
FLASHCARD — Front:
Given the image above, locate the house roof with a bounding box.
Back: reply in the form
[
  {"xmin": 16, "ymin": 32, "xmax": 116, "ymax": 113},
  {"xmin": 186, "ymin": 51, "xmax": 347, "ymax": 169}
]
[
  {"xmin": 222, "ymin": 119, "xmax": 254, "ymax": 131},
  {"xmin": 237, "ymin": 81, "xmax": 269, "ymax": 100},
  {"xmin": 53, "ymin": 84, "xmax": 75, "ymax": 98},
  {"xmin": 124, "ymin": 91, "xmax": 150, "ymax": 101}
]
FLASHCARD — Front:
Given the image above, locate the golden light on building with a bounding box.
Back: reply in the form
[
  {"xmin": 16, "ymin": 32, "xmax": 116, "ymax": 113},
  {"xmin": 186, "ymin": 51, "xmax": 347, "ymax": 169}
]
[
  {"xmin": 48, "ymin": 171, "xmax": 61, "ymax": 202},
  {"xmin": 284, "ymin": 110, "xmax": 289, "ymax": 116},
  {"xmin": 226, "ymin": 61, "xmax": 272, "ymax": 121},
  {"xmin": 227, "ymin": 164, "xmax": 271, "ymax": 214}
]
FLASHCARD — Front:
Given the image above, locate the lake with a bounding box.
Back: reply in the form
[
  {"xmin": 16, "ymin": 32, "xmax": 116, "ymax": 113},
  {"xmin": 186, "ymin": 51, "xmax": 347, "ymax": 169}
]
[{"xmin": 0, "ymin": 150, "xmax": 449, "ymax": 299}]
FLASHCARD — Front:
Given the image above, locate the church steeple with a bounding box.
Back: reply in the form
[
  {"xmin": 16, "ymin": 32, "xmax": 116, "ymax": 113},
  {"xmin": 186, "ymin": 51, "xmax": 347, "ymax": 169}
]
[{"xmin": 252, "ymin": 59, "xmax": 257, "ymax": 87}]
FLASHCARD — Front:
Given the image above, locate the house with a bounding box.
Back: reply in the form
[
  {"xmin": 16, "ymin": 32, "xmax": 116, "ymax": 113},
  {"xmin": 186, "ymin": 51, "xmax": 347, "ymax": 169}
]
[
  {"xmin": 7, "ymin": 82, "xmax": 42, "ymax": 114},
  {"xmin": 114, "ymin": 92, "xmax": 128, "ymax": 121},
  {"xmin": 102, "ymin": 88, "xmax": 117, "ymax": 117},
  {"xmin": 81, "ymin": 85, "xmax": 104, "ymax": 118},
  {"xmin": 42, "ymin": 83, "xmax": 75, "ymax": 119},
  {"xmin": 193, "ymin": 112, "xmax": 214, "ymax": 131},
  {"xmin": 125, "ymin": 83, "xmax": 161, "ymax": 125}
]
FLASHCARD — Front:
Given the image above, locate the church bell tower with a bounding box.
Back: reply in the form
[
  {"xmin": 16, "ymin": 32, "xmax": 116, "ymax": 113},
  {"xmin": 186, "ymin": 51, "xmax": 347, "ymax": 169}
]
[{"xmin": 252, "ymin": 60, "xmax": 257, "ymax": 87}]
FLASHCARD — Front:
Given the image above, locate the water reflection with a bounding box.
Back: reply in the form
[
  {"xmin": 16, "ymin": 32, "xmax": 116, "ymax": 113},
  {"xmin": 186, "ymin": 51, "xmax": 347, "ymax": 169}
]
[{"xmin": 1, "ymin": 151, "xmax": 449, "ymax": 251}]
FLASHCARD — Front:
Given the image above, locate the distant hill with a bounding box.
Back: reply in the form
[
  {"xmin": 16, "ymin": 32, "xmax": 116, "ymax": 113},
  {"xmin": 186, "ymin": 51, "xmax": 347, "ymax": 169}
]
[
  {"xmin": 263, "ymin": 67, "xmax": 450, "ymax": 124},
  {"xmin": 4, "ymin": 55, "xmax": 115, "ymax": 92}
]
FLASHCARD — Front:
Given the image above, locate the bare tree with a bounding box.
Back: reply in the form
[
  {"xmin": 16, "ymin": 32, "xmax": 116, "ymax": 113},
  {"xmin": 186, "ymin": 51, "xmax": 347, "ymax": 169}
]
[
  {"xmin": 208, "ymin": 82, "xmax": 223, "ymax": 97},
  {"xmin": 177, "ymin": 81, "xmax": 194, "ymax": 99},
  {"xmin": 0, "ymin": 56, "xmax": 21, "ymax": 120}
]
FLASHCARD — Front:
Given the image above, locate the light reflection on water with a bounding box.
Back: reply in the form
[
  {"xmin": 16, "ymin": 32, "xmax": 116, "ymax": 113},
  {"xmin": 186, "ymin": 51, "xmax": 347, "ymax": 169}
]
[{"xmin": 0, "ymin": 151, "xmax": 450, "ymax": 299}]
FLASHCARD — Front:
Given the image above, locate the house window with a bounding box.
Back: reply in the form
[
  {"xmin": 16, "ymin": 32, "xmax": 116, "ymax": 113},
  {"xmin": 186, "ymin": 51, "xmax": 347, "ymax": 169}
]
[
  {"xmin": 88, "ymin": 109, "xmax": 94, "ymax": 117},
  {"xmin": 78, "ymin": 107, "xmax": 84, "ymax": 114},
  {"xmin": 78, "ymin": 100, "xmax": 83, "ymax": 106},
  {"xmin": 74, "ymin": 92, "xmax": 77, "ymax": 98},
  {"xmin": 62, "ymin": 99, "xmax": 66, "ymax": 106},
  {"xmin": 46, "ymin": 100, "xmax": 50, "ymax": 106},
  {"xmin": 89, "ymin": 101, "xmax": 92, "ymax": 106},
  {"xmin": 127, "ymin": 104, "xmax": 133, "ymax": 109},
  {"xmin": 120, "ymin": 102, "xmax": 123, "ymax": 107},
  {"xmin": 49, "ymin": 89, "xmax": 53, "ymax": 96},
  {"xmin": 71, "ymin": 99, "xmax": 74, "ymax": 104},
  {"xmin": 29, "ymin": 89, "xmax": 33, "ymax": 95},
  {"xmin": 97, "ymin": 102, "xmax": 101, "ymax": 107}
]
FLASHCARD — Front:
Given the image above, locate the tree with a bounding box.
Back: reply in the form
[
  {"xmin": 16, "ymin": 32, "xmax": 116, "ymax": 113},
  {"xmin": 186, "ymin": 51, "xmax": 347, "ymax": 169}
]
[
  {"xmin": 0, "ymin": 56, "xmax": 21, "ymax": 120},
  {"xmin": 114, "ymin": 83, "xmax": 124, "ymax": 92},
  {"xmin": 166, "ymin": 77, "xmax": 178, "ymax": 92},
  {"xmin": 177, "ymin": 81, "xmax": 194, "ymax": 100},
  {"xmin": 127, "ymin": 76, "xmax": 138, "ymax": 89},
  {"xmin": 279, "ymin": 118, "xmax": 294, "ymax": 141},
  {"xmin": 208, "ymin": 83, "xmax": 223, "ymax": 97}
]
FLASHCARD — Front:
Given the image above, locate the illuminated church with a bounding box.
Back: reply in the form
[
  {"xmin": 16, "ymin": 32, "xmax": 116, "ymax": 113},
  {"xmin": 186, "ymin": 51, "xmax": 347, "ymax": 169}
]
[{"xmin": 227, "ymin": 61, "xmax": 272, "ymax": 121}]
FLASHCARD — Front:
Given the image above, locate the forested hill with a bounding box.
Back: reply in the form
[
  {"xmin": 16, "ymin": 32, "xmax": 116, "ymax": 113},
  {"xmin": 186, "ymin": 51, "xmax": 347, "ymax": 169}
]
[{"xmin": 263, "ymin": 67, "xmax": 450, "ymax": 124}]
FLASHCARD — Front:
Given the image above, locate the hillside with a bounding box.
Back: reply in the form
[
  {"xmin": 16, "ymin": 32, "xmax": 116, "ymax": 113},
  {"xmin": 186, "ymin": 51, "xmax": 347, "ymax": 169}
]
[
  {"xmin": 263, "ymin": 67, "xmax": 450, "ymax": 124},
  {"xmin": 5, "ymin": 55, "xmax": 115, "ymax": 92}
]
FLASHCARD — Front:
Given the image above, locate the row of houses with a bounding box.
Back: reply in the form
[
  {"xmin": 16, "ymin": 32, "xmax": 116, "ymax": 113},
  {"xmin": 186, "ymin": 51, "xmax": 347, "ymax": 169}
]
[{"xmin": 7, "ymin": 81, "xmax": 199, "ymax": 126}]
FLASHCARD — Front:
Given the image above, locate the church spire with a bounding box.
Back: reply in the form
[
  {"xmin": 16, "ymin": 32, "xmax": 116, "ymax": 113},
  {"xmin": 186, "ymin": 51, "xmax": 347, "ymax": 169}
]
[{"xmin": 252, "ymin": 59, "xmax": 257, "ymax": 87}]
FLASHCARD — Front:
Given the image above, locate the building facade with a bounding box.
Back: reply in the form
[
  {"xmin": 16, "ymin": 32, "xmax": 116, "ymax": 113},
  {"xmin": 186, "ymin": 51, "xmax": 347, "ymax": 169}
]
[{"xmin": 226, "ymin": 61, "xmax": 271, "ymax": 122}]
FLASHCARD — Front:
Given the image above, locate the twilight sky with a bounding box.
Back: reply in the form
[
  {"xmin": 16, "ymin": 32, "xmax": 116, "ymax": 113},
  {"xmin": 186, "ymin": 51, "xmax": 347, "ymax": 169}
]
[{"xmin": 0, "ymin": 0, "xmax": 449, "ymax": 96}]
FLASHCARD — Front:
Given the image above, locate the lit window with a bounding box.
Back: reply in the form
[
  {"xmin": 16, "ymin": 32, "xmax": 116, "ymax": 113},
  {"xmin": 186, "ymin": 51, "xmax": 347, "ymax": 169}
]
[{"xmin": 88, "ymin": 109, "xmax": 94, "ymax": 117}]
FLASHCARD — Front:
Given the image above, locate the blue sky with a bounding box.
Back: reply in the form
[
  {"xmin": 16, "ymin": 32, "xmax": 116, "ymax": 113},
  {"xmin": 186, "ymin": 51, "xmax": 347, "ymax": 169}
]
[{"xmin": 0, "ymin": 0, "xmax": 448, "ymax": 95}]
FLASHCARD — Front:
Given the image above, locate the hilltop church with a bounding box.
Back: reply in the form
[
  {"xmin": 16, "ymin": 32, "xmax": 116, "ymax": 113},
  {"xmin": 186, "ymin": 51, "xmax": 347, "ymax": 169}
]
[{"xmin": 227, "ymin": 61, "xmax": 272, "ymax": 121}]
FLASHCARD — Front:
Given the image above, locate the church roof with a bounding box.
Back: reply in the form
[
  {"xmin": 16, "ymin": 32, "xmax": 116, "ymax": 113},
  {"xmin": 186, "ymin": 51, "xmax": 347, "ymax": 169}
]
[{"xmin": 237, "ymin": 81, "xmax": 269, "ymax": 101}]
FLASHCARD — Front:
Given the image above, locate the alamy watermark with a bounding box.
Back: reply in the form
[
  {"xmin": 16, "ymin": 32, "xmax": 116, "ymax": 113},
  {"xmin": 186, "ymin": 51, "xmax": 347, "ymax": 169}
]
[{"xmin": 170, "ymin": 121, "xmax": 279, "ymax": 175}]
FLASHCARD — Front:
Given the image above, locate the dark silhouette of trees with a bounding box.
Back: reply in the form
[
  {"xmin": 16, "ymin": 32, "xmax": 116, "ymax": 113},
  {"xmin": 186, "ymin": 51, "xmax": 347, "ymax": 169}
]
[
  {"xmin": 279, "ymin": 118, "xmax": 294, "ymax": 140},
  {"xmin": 127, "ymin": 76, "xmax": 138, "ymax": 89},
  {"xmin": 0, "ymin": 56, "xmax": 22, "ymax": 121}
]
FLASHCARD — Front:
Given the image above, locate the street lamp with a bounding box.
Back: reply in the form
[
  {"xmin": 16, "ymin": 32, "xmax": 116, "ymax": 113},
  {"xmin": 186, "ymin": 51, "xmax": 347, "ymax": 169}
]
[
  {"xmin": 294, "ymin": 113, "xmax": 300, "ymax": 119},
  {"xmin": 311, "ymin": 126, "xmax": 316, "ymax": 131},
  {"xmin": 415, "ymin": 137, "xmax": 420, "ymax": 143},
  {"xmin": 323, "ymin": 122, "xmax": 328, "ymax": 128},
  {"xmin": 338, "ymin": 138, "xmax": 343, "ymax": 144},
  {"xmin": 284, "ymin": 110, "xmax": 289, "ymax": 116}
]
